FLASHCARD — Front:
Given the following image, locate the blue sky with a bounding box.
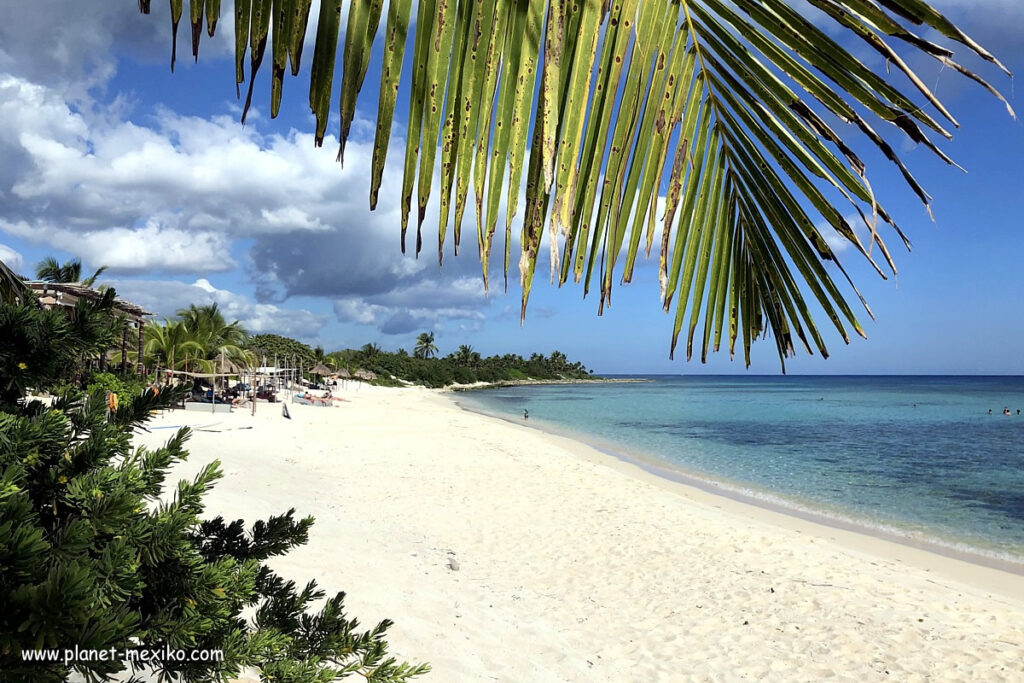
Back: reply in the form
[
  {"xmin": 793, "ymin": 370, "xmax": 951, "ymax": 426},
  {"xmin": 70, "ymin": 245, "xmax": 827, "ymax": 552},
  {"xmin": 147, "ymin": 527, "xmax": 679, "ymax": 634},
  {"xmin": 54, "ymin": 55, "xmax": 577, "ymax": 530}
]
[{"xmin": 0, "ymin": 1, "xmax": 1021, "ymax": 374}]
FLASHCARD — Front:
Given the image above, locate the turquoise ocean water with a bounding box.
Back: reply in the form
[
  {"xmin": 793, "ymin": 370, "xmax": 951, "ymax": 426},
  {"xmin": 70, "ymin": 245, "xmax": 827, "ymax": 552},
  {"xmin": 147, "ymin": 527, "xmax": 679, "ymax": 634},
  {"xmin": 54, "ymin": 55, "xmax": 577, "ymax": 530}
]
[{"xmin": 457, "ymin": 376, "xmax": 1024, "ymax": 565}]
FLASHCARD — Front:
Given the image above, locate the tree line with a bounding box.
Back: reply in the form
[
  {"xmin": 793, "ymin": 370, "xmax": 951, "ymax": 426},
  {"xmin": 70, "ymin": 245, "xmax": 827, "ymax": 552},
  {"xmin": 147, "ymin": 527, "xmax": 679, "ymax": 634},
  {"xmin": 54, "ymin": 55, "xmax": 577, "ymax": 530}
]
[{"xmin": 17, "ymin": 256, "xmax": 594, "ymax": 391}]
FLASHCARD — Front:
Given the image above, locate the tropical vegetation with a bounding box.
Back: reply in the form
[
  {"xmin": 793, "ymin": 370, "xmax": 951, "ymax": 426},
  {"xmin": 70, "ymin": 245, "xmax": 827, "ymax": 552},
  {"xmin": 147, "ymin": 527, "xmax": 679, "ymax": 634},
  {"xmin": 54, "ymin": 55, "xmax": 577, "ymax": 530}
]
[
  {"xmin": 413, "ymin": 332, "xmax": 438, "ymax": 359},
  {"xmin": 129, "ymin": 310, "xmax": 590, "ymax": 389},
  {"xmin": 139, "ymin": 0, "xmax": 1011, "ymax": 370},
  {"xmin": 35, "ymin": 257, "xmax": 108, "ymax": 288},
  {"xmin": 332, "ymin": 332, "xmax": 593, "ymax": 388},
  {"xmin": 136, "ymin": 304, "xmax": 255, "ymax": 380},
  {"xmin": 141, "ymin": 320, "xmax": 207, "ymax": 375},
  {"xmin": 178, "ymin": 303, "xmax": 250, "ymax": 361},
  {"xmin": 0, "ymin": 284, "xmax": 426, "ymax": 681},
  {"xmin": 246, "ymin": 333, "xmax": 318, "ymax": 368}
]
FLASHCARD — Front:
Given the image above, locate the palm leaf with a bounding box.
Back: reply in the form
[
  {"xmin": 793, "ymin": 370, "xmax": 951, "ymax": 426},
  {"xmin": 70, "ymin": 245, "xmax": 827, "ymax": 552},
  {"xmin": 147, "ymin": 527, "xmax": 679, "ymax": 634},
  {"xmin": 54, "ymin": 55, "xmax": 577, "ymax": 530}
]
[
  {"xmin": 0, "ymin": 258, "xmax": 28, "ymax": 305},
  {"xmin": 140, "ymin": 0, "xmax": 1012, "ymax": 369}
]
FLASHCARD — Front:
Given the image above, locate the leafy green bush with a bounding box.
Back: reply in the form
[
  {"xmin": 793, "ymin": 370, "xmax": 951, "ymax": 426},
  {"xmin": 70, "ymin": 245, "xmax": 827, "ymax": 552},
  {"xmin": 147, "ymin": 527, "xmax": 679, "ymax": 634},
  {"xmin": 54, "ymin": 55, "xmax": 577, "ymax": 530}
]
[
  {"xmin": 84, "ymin": 371, "xmax": 150, "ymax": 404},
  {"xmin": 340, "ymin": 342, "xmax": 595, "ymax": 389},
  {"xmin": 246, "ymin": 334, "xmax": 316, "ymax": 367},
  {"xmin": 0, "ymin": 296, "xmax": 427, "ymax": 682}
]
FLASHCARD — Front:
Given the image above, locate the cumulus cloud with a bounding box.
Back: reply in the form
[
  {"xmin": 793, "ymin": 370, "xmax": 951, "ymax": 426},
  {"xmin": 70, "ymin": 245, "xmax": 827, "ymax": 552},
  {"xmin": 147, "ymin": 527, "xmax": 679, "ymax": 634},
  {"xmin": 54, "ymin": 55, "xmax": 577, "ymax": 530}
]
[
  {"xmin": 1, "ymin": 219, "xmax": 235, "ymax": 274},
  {"xmin": 332, "ymin": 275, "xmax": 493, "ymax": 335},
  {"xmin": 0, "ymin": 3, "xmax": 670, "ymax": 339},
  {"xmin": 106, "ymin": 277, "xmax": 327, "ymax": 340},
  {"xmin": 0, "ymin": 65, "xmax": 527, "ymax": 334},
  {"xmin": 0, "ymin": 0, "xmax": 237, "ymax": 95},
  {"xmin": 0, "ymin": 243, "xmax": 24, "ymax": 273},
  {"xmin": 0, "ymin": 76, "xmax": 339, "ymax": 258}
]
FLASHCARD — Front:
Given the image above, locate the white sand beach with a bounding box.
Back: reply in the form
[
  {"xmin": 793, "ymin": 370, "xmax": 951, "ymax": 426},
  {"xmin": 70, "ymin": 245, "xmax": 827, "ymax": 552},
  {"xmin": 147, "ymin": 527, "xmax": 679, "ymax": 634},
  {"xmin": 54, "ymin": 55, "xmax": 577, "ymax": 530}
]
[{"xmin": 136, "ymin": 385, "xmax": 1024, "ymax": 682}]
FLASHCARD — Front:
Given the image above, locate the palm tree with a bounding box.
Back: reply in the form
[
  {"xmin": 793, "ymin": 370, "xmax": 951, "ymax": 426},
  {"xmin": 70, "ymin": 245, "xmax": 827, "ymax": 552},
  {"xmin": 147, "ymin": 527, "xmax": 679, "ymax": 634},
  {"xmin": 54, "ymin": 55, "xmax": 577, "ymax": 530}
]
[
  {"xmin": 35, "ymin": 257, "xmax": 107, "ymax": 287},
  {"xmin": 141, "ymin": 320, "xmax": 205, "ymax": 381},
  {"xmin": 360, "ymin": 343, "xmax": 382, "ymax": 359},
  {"xmin": 454, "ymin": 344, "xmax": 476, "ymax": 366},
  {"xmin": 414, "ymin": 332, "xmax": 438, "ymax": 360},
  {"xmin": 176, "ymin": 303, "xmax": 249, "ymax": 364},
  {"xmin": 141, "ymin": 2, "xmax": 1011, "ymax": 369},
  {"xmin": 548, "ymin": 350, "xmax": 569, "ymax": 373}
]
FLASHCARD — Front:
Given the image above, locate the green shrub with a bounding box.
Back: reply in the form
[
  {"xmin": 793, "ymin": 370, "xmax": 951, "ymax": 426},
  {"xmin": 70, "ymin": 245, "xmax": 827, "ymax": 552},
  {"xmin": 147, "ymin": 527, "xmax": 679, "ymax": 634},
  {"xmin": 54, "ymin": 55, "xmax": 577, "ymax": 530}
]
[
  {"xmin": 0, "ymin": 297, "xmax": 427, "ymax": 682},
  {"xmin": 84, "ymin": 371, "xmax": 149, "ymax": 404},
  {"xmin": 246, "ymin": 334, "xmax": 316, "ymax": 367},
  {"xmin": 338, "ymin": 345, "xmax": 595, "ymax": 389}
]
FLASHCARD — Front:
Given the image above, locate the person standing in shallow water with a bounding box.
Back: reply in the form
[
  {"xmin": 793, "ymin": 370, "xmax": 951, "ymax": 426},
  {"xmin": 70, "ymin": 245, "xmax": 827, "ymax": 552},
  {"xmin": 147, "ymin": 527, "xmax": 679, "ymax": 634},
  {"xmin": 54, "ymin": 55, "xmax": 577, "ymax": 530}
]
[{"xmin": 523, "ymin": 409, "xmax": 529, "ymax": 420}]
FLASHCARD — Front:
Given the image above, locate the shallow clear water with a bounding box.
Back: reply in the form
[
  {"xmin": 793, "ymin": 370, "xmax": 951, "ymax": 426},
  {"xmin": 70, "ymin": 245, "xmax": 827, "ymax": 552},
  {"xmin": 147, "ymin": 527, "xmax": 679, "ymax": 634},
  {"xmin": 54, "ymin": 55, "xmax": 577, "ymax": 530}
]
[{"xmin": 458, "ymin": 376, "xmax": 1024, "ymax": 562}]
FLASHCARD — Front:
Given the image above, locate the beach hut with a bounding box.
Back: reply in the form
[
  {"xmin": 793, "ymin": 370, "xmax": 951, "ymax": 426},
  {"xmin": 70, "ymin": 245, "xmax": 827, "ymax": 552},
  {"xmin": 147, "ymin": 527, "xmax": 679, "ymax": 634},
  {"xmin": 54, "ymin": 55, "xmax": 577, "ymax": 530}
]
[
  {"xmin": 308, "ymin": 363, "xmax": 332, "ymax": 390},
  {"xmin": 310, "ymin": 363, "xmax": 333, "ymax": 377},
  {"xmin": 215, "ymin": 352, "xmax": 245, "ymax": 393},
  {"xmin": 26, "ymin": 281, "xmax": 152, "ymax": 375},
  {"xmin": 332, "ymin": 367, "xmax": 351, "ymax": 390}
]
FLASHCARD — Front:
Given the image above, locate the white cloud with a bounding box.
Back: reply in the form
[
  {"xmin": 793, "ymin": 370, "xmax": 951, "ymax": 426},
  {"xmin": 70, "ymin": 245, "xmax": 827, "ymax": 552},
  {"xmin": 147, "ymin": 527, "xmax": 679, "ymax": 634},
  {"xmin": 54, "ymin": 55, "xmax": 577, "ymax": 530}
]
[
  {"xmin": 817, "ymin": 214, "xmax": 883, "ymax": 257},
  {"xmin": 332, "ymin": 275, "xmax": 493, "ymax": 335},
  {"xmin": 0, "ymin": 67, "xmax": 533, "ymax": 335},
  {"xmin": 0, "ymin": 219, "xmax": 235, "ymax": 273},
  {"xmin": 0, "ymin": 243, "xmax": 24, "ymax": 273},
  {"xmin": 0, "ymin": 0, "xmax": 237, "ymax": 95},
  {"xmin": 332, "ymin": 298, "xmax": 387, "ymax": 326},
  {"xmin": 0, "ymin": 76, "xmax": 349, "ymax": 247},
  {"xmin": 106, "ymin": 277, "xmax": 327, "ymax": 340}
]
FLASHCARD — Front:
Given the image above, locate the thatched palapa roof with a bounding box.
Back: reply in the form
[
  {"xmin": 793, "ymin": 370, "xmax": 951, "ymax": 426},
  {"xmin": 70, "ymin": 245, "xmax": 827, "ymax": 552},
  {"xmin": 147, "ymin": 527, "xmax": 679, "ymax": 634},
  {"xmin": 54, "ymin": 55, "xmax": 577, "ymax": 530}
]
[{"xmin": 26, "ymin": 281, "xmax": 153, "ymax": 320}]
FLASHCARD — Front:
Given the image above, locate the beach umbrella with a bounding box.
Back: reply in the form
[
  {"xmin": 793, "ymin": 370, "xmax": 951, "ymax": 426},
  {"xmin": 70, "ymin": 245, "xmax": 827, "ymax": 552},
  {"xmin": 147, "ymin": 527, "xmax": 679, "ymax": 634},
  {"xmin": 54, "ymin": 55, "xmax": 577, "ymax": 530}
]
[
  {"xmin": 354, "ymin": 369, "xmax": 376, "ymax": 381},
  {"xmin": 336, "ymin": 368, "xmax": 351, "ymax": 379}
]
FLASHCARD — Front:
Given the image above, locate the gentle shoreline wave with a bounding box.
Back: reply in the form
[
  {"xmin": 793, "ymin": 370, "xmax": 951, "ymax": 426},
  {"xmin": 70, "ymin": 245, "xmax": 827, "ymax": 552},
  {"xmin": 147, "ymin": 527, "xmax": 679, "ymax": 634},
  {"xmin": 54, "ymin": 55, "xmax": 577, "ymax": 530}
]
[{"xmin": 454, "ymin": 378, "xmax": 1024, "ymax": 574}]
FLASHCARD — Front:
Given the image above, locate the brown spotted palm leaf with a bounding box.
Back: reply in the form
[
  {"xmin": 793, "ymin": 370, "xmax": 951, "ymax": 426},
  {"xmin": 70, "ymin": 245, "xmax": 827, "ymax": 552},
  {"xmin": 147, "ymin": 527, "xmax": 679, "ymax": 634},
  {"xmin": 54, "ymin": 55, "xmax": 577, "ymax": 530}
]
[{"xmin": 141, "ymin": 0, "xmax": 1011, "ymax": 369}]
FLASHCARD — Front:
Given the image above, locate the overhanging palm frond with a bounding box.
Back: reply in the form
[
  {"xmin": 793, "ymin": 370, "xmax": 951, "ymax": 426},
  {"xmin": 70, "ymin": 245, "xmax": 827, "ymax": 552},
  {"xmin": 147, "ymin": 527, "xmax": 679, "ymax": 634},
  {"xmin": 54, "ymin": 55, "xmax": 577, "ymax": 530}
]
[
  {"xmin": 81, "ymin": 265, "xmax": 108, "ymax": 288},
  {"xmin": 142, "ymin": 0, "xmax": 1011, "ymax": 369}
]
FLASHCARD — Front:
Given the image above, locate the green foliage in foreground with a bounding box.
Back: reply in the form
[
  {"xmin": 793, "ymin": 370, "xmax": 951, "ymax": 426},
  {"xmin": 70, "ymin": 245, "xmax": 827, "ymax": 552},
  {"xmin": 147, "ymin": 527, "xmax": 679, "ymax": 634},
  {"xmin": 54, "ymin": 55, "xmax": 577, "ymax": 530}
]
[{"xmin": 0, "ymin": 296, "xmax": 427, "ymax": 681}]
